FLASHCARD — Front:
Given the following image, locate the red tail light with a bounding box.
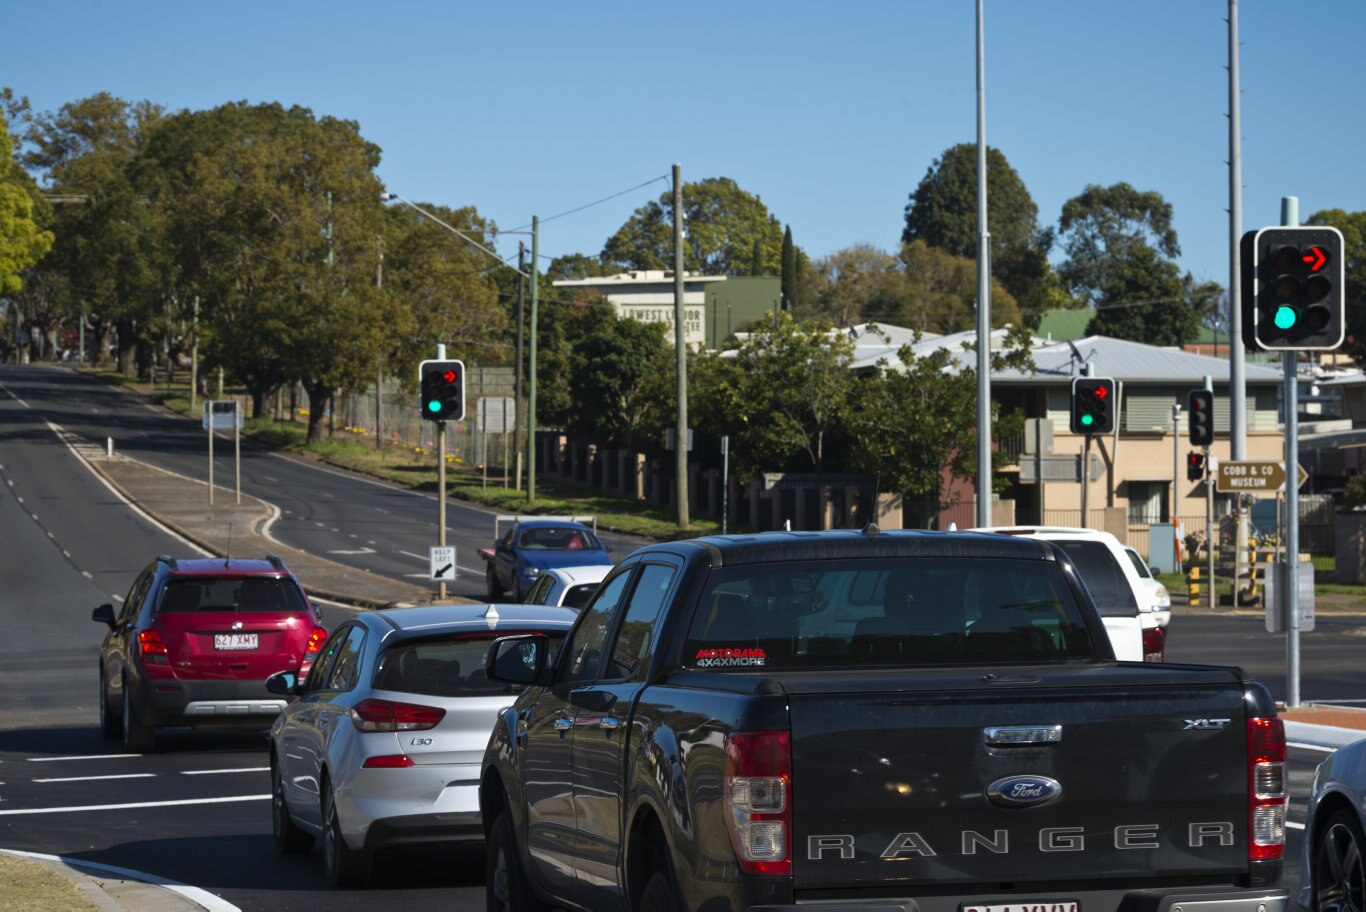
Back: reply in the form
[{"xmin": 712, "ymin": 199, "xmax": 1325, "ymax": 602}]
[
  {"xmin": 1142, "ymin": 626, "xmax": 1165, "ymax": 662},
  {"xmin": 724, "ymin": 731, "xmax": 792, "ymax": 876},
  {"xmin": 304, "ymin": 627, "xmax": 327, "ymax": 656},
  {"xmin": 1246, "ymin": 716, "xmax": 1286, "ymax": 860},
  {"xmin": 138, "ymin": 630, "xmax": 168, "ymax": 664},
  {"xmin": 362, "ymin": 754, "xmax": 416, "ymax": 769},
  {"xmin": 350, "ymin": 698, "xmax": 445, "ymax": 733}
]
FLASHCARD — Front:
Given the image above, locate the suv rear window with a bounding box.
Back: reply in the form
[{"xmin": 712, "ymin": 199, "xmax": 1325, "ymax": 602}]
[
  {"xmin": 373, "ymin": 632, "xmax": 566, "ymax": 696},
  {"xmin": 157, "ymin": 577, "xmax": 308, "ymax": 613},
  {"xmin": 683, "ymin": 557, "xmax": 1095, "ymax": 669},
  {"xmin": 1045, "ymin": 540, "xmax": 1138, "ymax": 616}
]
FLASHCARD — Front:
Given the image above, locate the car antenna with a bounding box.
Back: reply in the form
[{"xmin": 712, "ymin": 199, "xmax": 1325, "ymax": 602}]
[{"xmin": 224, "ymin": 521, "xmax": 232, "ymax": 568}]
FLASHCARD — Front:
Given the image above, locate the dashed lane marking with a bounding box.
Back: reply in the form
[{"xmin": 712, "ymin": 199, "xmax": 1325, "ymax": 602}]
[
  {"xmin": 0, "ymin": 383, "xmax": 31, "ymax": 408},
  {"xmin": 34, "ymin": 774, "xmax": 156, "ymax": 783},
  {"xmin": 27, "ymin": 754, "xmax": 140, "ymax": 762},
  {"xmin": 0, "ymin": 794, "xmax": 269, "ymax": 816},
  {"xmin": 1288, "ymin": 821, "xmax": 1306, "ymax": 830},
  {"xmin": 181, "ymin": 767, "xmax": 269, "ymax": 776}
]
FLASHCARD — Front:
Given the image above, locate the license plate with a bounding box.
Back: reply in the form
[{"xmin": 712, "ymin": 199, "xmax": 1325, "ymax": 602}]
[
  {"xmin": 964, "ymin": 904, "xmax": 1078, "ymax": 912},
  {"xmin": 214, "ymin": 633, "xmax": 258, "ymax": 651}
]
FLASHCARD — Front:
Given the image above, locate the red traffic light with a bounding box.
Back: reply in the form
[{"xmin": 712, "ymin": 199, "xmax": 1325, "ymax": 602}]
[
  {"xmin": 440, "ymin": 369, "xmax": 458, "ymax": 384},
  {"xmin": 1302, "ymin": 246, "xmax": 1328, "ymax": 271}
]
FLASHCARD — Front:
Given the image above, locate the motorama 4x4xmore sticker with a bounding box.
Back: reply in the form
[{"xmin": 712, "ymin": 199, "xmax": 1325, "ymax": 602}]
[{"xmin": 694, "ymin": 647, "xmax": 766, "ymax": 668}]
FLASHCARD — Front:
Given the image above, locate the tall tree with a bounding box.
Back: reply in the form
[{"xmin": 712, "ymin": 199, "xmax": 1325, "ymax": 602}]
[
  {"xmin": 780, "ymin": 225, "xmax": 795, "ymax": 311},
  {"xmin": 0, "ymin": 108, "xmax": 52, "ymax": 296},
  {"xmin": 601, "ymin": 177, "xmax": 786, "ymax": 276},
  {"xmin": 1306, "ymin": 208, "xmax": 1366, "ymax": 366},
  {"xmin": 902, "ymin": 143, "xmax": 1065, "ymax": 328},
  {"xmin": 1058, "ymin": 182, "xmax": 1211, "ymax": 346},
  {"xmin": 801, "ymin": 244, "xmax": 903, "ymax": 326},
  {"xmin": 884, "ymin": 240, "xmax": 1021, "ymax": 334},
  {"xmin": 564, "ymin": 305, "xmax": 671, "ymax": 449}
]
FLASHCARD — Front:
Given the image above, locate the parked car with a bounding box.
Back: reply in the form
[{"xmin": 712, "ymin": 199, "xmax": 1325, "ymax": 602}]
[
  {"xmin": 975, "ymin": 526, "xmax": 1164, "ymax": 661},
  {"xmin": 1124, "ymin": 545, "xmax": 1172, "ymax": 627},
  {"xmin": 480, "ymin": 517, "xmax": 612, "ymax": 601},
  {"xmin": 521, "ymin": 564, "xmax": 611, "ymax": 611},
  {"xmin": 266, "ymin": 602, "xmax": 577, "ymax": 887},
  {"xmin": 1299, "ymin": 736, "xmax": 1366, "ymax": 912},
  {"xmin": 92, "ymin": 555, "xmax": 327, "ymax": 753}
]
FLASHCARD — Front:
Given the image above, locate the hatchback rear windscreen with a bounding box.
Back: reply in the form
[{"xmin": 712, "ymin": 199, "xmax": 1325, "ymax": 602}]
[
  {"xmin": 682, "ymin": 557, "xmax": 1096, "ymax": 669},
  {"xmin": 374, "ymin": 632, "xmax": 566, "ymax": 696},
  {"xmin": 157, "ymin": 578, "xmax": 308, "ymax": 613}
]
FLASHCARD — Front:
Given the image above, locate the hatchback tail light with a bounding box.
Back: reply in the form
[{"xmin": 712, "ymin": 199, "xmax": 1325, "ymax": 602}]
[
  {"xmin": 138, "ymin": 630, "xmax": 169, "ymax": 665},
  {"xmin": 350, "ymin": 698, "xmax": 445, "ymax": 733},
  {"xmin": 1142, "ymin": 626, "xmax": 1165, "ymax": 662},
  {"xmin": 1246, "ymin": 716, "xmax": 1286, "ymax": 860},
  {"xmin": 362, "ymin": 754, "xmax": 416, "ymax": 769},
  {"xmin": 724, "ymin": 731, "xmax": 792, "ymax": 876}
]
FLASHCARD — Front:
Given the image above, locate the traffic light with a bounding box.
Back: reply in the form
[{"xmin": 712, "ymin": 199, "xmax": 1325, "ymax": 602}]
[
  {"xmin": 419, "ymin": 359, "xmax": 465, "ymax": 422},
  {"xmin": 1070, "ymin": 377, "xmax": 1115, "ymax": 435},
  {"xmin": 1186, "ymin": 451, "xmax": 1206, "ymax": 482},
  {"xmin": 1248, "ymin": 225, "xmax": 1345, "ymax": 351},
  {"xmin": 1188, "ymin": 389, "xmax": 1214, "ymax": 447}
]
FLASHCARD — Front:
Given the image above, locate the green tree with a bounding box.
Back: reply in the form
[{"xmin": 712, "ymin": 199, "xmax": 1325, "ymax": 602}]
[
  {"xmin": 1058, "ymin": 182, "xmax": 1211, "ymax": 346},
  {"xmin": 801, "ymin": 244, "xmax": 904, "ymax": 326},
  {"xmin": 0, "ymin": 108, "xmax": 52, "ymax": 295},
  {"xmin": 886, "ymin": 240, "xmax": 1021, "ymax": 334},
  {"xmin": 1306, "ymin": 208, "xmax": 1366, "ymax": 366},
  {"xmin": 781, "ymin": 225, "xmax": 795, "ymax": 311},
  {"xmin": 564, "ymin": 306, "xmax": 671, "ymax": 449},
  {"xmin": 902, "ymin": 143, "xmax": 1065, "ymax": 328},
  {"xmin": 601, "ymin": 177, "xmax": 786, "ymax": 277}
]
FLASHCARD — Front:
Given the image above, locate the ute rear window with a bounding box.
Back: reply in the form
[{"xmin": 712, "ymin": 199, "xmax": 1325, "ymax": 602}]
[
  {"xmin": 157, "ymin": 578, "xmax": 308, "ymax": 613},
  {"xmin": 373, "ymin": 632, "xmax": 566, "ymax": 697},
  {"xmin": 683, "ymin": 557, "xmax": 1095, "ymax": 669}
]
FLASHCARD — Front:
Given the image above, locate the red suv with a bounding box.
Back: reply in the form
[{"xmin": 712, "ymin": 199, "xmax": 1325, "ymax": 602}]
[{"xmin": 92, "ymin": 555, "xmax": 327, "ymax": 753}]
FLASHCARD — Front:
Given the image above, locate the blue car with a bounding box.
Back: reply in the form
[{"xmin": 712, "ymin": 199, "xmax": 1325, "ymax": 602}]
[{"xmin": 482, "ymin": 519, "xmax": 613, "ymax": 601}]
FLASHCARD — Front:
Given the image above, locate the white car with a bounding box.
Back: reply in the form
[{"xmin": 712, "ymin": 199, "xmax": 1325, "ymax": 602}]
[
  {"xmin": 973, "ymin": 526, "xmax": 1164, "ymax": 662},
  {"xmin": 1123, "ymin": 546, "xmax": 1172, "ymax": 628},
  {"xmin": 265, "ymin": 603, "xmax": 578, "ymax": 887},
  {"xmin": 520, "ymin": 563, "xmax": 612, "ymax": 611}
]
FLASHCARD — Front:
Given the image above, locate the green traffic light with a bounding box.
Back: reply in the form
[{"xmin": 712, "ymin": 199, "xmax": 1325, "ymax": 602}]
[
  {"xmin": 1274, "ymin": 306, "xmax": 1297, "ymax": 331},
  {"xmin": 427, "ymin": 400, "xmax": 441, "ymax": 413},
  {"xmin": 1081, "ymin": 414, "xmax": 1094, "ymax": 427}
]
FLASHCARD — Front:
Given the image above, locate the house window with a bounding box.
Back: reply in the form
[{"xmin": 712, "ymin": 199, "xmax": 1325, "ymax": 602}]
[{"xmin": 1127, "ymin": 482, "xmax": 1164, "ymax": 525}]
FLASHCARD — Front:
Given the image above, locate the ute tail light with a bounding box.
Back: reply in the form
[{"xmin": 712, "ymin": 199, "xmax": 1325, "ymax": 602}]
[
  {"xmin": 724, "ymin": 731, "xmax": 792, "ymax": 877},
  {"xmin": 138, "ymin": 630, "xmax": 169, "ymax": 664},
  {"xmin": 1247, "ymin": 716, "xmax": 1286, "ymax": 860},
  {"xmin": 1142, "ymin": 626, "xmax": 1165, "ymax": 662},
  {"xmin": 350, "ymin": 698, "xmax": 445, "ymax": 733}
]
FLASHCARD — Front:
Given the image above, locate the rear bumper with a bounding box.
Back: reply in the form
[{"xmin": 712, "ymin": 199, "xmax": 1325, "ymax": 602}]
[
  {"xmin": 130, "ymin": 677, "xmax": 284, "ymax": 728},
  {"xmin": 361, "ymin": 810, "xmax": 484, "ymax": 852},
  {"xmin": 753, "ymin": 887, "xmax": 1289, "ymax": 912}
]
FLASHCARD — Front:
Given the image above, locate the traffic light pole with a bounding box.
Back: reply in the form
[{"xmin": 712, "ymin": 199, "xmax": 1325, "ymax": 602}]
[
  {"xmin": 1205, "ymin": 444, "xmax": 1214, "ymax": 610},
  {"xmin": 438, "ymin": 420, "xmax": 447, "ymax": 602},
  {"xmin": 1281, "ymin": 196, "xmax": 1301, "ymax": 708},
  {"xmin": 1081, "ymin": 433, "xmax": 1090, "ymax": 528}
]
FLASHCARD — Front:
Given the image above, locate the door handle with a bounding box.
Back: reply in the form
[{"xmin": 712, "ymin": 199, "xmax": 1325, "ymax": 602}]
[
  {"xmin": 553, "ymin": 717, "xmax": 574, "ymax": 731},
  {"xmin": 599, "ymin": 716, "xmax": 622, "ymax": 731},
  {"xmin": 983, "ymin": 725, "xmax": 1062, "ymax": 746}
]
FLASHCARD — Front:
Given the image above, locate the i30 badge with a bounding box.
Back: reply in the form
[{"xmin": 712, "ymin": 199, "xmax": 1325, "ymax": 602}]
[{"xmin": 986, "ymin": 775, "xmax": 1062, "ymax": 808}]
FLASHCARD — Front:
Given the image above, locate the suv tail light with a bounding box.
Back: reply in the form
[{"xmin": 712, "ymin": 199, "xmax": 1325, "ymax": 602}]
[
  {"xmin": 1246, "ymin": 716, "xmax": 1286, "ymax": 860},
  {"xmin": 724, "ymin": 731, "xmax": 791, "ymax": 876},
  {"xmin": 138, "ymin": 630, "xmax": 169, "ymax": 664},
  {"xmin": 1142, "ymin": 626, "xmax": 1165, "ymax": 662},
  {"xmin": 350, "ymin": 698, "xmax": 445, "ymax": 733},
  {"xmin": 304, "ymin": 626, "xmax": 327, "ymax": 657}
]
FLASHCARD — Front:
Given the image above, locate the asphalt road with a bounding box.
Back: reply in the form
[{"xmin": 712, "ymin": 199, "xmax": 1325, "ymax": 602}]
[{"xmin": 0, "ymin": 363, "xmax": 1356, "ymax": 909}]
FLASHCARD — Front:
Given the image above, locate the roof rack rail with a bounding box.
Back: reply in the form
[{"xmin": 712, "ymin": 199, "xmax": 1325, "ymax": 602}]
[
  {"xmin": 156, "ymin": 554, "xmax": 178, "ymax": 570},
  {"xmin": 267, "ymin": 554, "xmax": 286, "ymax": 571}
]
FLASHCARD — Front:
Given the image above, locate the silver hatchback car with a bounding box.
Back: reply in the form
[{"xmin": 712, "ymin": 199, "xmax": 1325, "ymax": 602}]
[{"xmin": 265, "ymin": 602, "xmax": 577, "ymax": 887}]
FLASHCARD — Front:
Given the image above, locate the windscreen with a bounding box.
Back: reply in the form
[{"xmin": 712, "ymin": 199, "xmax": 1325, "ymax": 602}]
[
  {"xmin": 561, "ymin": 584, "xmax": 599, "ymax": 611},
  {"xmin": 373, "ymin": 631, "xmax": 565, "ymax": 696},
  {"xmin": 683, "ymin": 557, "xmax": 1095, "ymax": 670},
  {"xmin": 517, "ymin": 526, "xmax": 601, "ymax": 551},
  {"xmin": 157, "ymin": 577, "xmax": 308, "ymax": 613},
  {"xmin": 1046, "ymin": 540, "xmax": 1138, "ymax": 616}
]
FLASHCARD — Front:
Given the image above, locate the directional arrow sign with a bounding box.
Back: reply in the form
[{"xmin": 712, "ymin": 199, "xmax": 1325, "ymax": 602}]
[
  {"xmin": 1215, "ymin": 460, "xmax": 1286, "ymax": 493},
  {"xmin": 429, "ymin": 546, "xmax": 456, "ymax": 580}
]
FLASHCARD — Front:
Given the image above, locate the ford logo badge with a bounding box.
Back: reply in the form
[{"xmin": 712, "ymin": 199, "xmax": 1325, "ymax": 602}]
[{"xmin": 986, "ymin": 775, "xmax": 1062, "ymax": 808}]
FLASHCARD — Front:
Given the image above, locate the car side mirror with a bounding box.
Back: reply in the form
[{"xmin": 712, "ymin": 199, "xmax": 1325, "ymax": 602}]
[
  {"xmin": 485, "ymin": 635, "xmax": 551, "ymax": 686},
  {"xmin": 265, "ymin": 670, "xmax": 298, "ymax": 696},
  {"xmin": 92, "ymin": 604, "xmax": 117, "ymax": 629}
]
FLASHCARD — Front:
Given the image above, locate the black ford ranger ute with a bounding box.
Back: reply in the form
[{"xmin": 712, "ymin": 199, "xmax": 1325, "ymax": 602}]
[{"xmin": 478, "ymin": 528, "xmax": 1289, "ymax": 912}]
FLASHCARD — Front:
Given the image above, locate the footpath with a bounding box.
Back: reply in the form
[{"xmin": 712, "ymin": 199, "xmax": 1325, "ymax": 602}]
[{"xmin": 13, "ymin": 427, "xmax": 1366, "ymax": 910}]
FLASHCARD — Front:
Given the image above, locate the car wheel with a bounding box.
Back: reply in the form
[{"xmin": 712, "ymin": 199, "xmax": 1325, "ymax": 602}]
[
  {"xmin": 486, "ymin": 810, "xmax": 547, "ymax": 912},
  {"xmin": 121, "ymin": 677, "xmax": 155, "ymax": 754},
  {"xmin": 639, "ymin": 869, "xmax": 682, "ymax": 912},
  {"xmin": 98, "ymin": 669, "xmax": 119, "ymax": 740},
  {"xmin": 271, "ymin": 757, "xmax": 313, "ymax": 854},
  {"xmin": 486, "ymin": 563, "xmax": 504, "ymax": 601},
  {"xmin": 1315, "ymin": 809, "xmax": 1366, "ymax": 912},
  {"xmin": 321, "ymin": 777, "xmax": 370, "ymax": 888}
]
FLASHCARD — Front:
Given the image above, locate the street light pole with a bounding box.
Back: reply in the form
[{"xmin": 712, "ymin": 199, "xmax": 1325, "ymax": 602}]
[
  {"xmin": 673, "ymin": 163, "xmax": 689, "ymax": 528},
  {"xmin": 528, "ymin": 215, "xmax": 539, "ymax": 505}
]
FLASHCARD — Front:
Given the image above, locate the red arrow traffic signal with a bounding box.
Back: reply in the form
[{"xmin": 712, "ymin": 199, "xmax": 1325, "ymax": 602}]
[
  {"xmin": 1093, "ymin": 386, "xmax": 1107, "ymax": 399},
  {"xmin": 1302, "ymin": 246, "xmax": 1327, "ymax": 271},
  {"xmin": 441, "ymin": 369, "xmax": 457, "ymax": 383}
]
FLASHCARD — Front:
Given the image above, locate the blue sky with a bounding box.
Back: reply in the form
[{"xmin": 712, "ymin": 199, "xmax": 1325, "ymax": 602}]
[{"xmin": 6, "ymin": 0, "xmax": 1364, "ymax": 293}]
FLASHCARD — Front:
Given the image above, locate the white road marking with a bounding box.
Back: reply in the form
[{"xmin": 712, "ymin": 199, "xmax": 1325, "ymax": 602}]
[
  {"xmin": 181, "ymin": 767, "xmax": 269, "ymax": 776},
  {"xmin": 0, "ymin": 850, "xmax": 242, "ymax": 912},
  {"xmin": 27, "ymin": 754, "xmax": 140, "ymax": 762},
  {"xmin": 1288, "ymin": 821, "xmax": 1306, "ymax": 830},
  {"xmin": 366, "ymin": 540, "xmax": 376, "ymax": 545},
  {"xmin": 1289, "ymin": 742, "xmax": 1338, "ymax": 753},
  {"xmin": 327, "ymin": 547, "xmax": 375, "ymax": 555},
  {"xmin": 404, "ymin": 573, "xmax": 431, "ymax": 579},
  {"xmin": 34, "ymin": 774, "xmax": 156, "ymax": 783},
  {"xmin": 263, "ymin": 475, "xmax": 279, "ymax": 483},
  {"xmin": 315, "ymin": 522, "xmax": 326, "ymax": 527},
  {"xmin": 62, "ymin": 550, "xmax": 70, "ymax": 558},
  {"xmin": 0, "ymin": 794, "xmax": 269, "ymax": 816},
  {"xmin": 399, "ymin": 550, "xmax": 427, "ymax": 561},
  {"xmin": 0, "ymin": 383, "xmax": 31, "ymax": 408},
  {"xmin": 81, "ymin": 571, "xmax": 93, "ymax": 579},
  {"xmin": 16, "ymin": 496, "xmax": 23, "ymax": 504}
]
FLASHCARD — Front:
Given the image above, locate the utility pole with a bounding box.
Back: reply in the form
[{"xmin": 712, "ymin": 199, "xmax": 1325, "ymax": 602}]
[
  {"xmin": 375, "ymin": 236, "xmax": 384, "ymax": 450},
  {"xmin": 527, "ymin": 216, "xmax": 539, "ymax": 505},
  {"xmin": 673, "ymin": 163, "xmax": 689, "ymax": 529},
  {"xmin": 974, "ymin": 0, "xmax": 993, "ymax": 529},
  {"xmin": 1228, "ymin": 0, "xmax": 1250, "ymax": 606},
  {"xmin": 515, "ymin": 241, "xmax": 526, "ymax": 491},
  {"xmin": 436, "ymin": 343, "xmax": 448, "ymax": 601}
]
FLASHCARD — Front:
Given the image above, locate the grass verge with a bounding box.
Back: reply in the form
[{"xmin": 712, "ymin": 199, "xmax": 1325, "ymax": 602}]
[{"xmin": 0, "ymin": 855, "xmax": 100, "ymax": 912}]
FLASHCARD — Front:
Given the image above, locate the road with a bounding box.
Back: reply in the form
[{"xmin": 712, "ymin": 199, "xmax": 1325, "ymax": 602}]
[{"xmin": 0, "ymin": 363, "xmax": 1354, "ymax": 909}]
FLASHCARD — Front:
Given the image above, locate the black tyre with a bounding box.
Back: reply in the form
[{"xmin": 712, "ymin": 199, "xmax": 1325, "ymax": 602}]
[
  {"xmin": 98, "ymin": 669, "xmax": 119, "ymax": 740},
  {"xmin": 1315, "ymin": 809, "xmax": 1366, "ymax": 912},
  {"xmin": 486, "ymin": 810, "xmax": 548, "ymax": 912},
  {"xmin": 321, "ymin": 778, "xmax": 371, "ymax": 888},
  {"xmin": 271, "ymin": 757, "xmax": 313, "ymax": 854},
  {"xmin": 639, "ymin": 869, "xmax": 683, "ymax": 912},
  {"xmin": 121, "ymin": 678, "xmax": 155, "ymax": 754},
  {"xmin": 486, "ymin": 564, "xmax": 504, "ymax": 601}
]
